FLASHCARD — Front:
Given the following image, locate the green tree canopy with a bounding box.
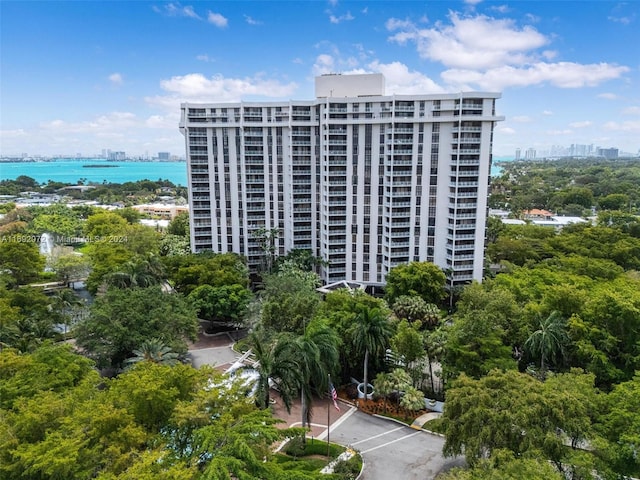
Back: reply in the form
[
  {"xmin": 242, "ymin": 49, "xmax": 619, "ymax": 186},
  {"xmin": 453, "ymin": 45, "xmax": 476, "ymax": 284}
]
[
  {"xmin": 385, "ymin": 261, "xmax": 446, "ymax": 305},
  {"xmin": 188, "ymin": 283, "xmax": 252, "ymax": 325},
  {"xmin": 259, "ymin": 269, "xmax": 321, "ymax": 333},
  {"xmin": 0, "ymin": 240, "xmax": 45, "ymax": 286},
  {"xmin": 442, "ymin": 369, "xmax": 599, "ymax": 477},
  {"xmin": 167, "ymin": 211, "xmax": 190, "ymax": 237},
  {"xmin": 0, "ymin": 345, "xmax": 304, "ymax": 480},
  {"xmin": 165, "ymin": 252, "xmax": 249, "ymax": 295},
  {"xmin": 75, "ymin": 286, "xmax": 198, "ymax": 370}
]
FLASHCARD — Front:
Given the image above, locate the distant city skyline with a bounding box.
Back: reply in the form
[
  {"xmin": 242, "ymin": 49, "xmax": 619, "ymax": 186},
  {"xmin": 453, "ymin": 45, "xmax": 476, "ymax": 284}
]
[{"xmin": 1, "ymin": 1, "xmax": 639, "ymax": 157}]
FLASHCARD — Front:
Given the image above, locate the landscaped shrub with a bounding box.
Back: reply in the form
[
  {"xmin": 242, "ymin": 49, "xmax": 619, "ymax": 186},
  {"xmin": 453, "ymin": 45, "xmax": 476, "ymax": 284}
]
[{"xmin": 333, "ymin": 454, "xmax": 363, "ymax": 479}]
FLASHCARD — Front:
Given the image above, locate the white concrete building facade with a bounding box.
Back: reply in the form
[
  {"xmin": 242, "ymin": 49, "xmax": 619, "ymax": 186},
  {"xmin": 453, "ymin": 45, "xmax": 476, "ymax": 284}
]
[{"xmin": 180, "ymin": 74, "xmax": 503, "ymax": 286}]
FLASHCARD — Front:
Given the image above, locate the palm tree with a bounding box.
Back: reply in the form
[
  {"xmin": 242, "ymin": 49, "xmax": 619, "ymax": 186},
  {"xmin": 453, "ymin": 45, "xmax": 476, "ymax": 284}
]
[
  {"xmin": 246, "ymin": 331, "xmax": 303, "ymax": 412},
  {"xmin": 294, "ymin": 320, "xmax": 340, "ymax": 429},
  {"xmin": 524, "ymin": 311, "xmax": 568, "ymax": 376},
  {"xmin": 125, "ymin": 338, "xmax": 180, "ymax": 366},
  {"xmin": 350, "ymin": 307, "xmax": 393, "ymax": 400},
  {"xmin": 424, "ymin": 327, "xmax": 446, "ymax": 393},
  {"xmin": 103, "ymin": 256, "xmax": 166, "ymax": 289}
]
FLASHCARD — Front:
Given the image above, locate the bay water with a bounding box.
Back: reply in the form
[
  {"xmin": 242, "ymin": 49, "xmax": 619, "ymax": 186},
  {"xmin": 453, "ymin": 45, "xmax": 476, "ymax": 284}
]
[{"xmin": 0, "ymin": 159, "xmax": 188, "ymax": 186}]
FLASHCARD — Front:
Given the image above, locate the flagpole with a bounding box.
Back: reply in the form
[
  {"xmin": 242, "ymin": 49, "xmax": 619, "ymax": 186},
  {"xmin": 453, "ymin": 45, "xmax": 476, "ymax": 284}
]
[{"xmin": 327, "ymin": 373, "xmax": 331, "ymax": 461}]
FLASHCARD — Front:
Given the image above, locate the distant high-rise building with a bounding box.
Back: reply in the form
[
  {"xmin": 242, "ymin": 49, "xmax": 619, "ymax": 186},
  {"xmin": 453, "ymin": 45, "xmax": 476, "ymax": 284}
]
[
  {"xmin": 108, "ymin": 151, "xmax": 126, "ymax": 161},
  {"xmin": 524, "ymin": 148, "xmax": 536, "ymax": 160},
  {"xmin": 515, "ymin": 148, "xmax": 521, "ymax": 160},
  {"xmin": 597, "ymin": 147, "xmax": 618, "ymax": 159},
  {"xmin": 180, "ymin": 74, "xmax": 504, "ymax": 286},
  {"xmin": 158, "ymin": 152, "xmax": 171, "ymax": 161}
]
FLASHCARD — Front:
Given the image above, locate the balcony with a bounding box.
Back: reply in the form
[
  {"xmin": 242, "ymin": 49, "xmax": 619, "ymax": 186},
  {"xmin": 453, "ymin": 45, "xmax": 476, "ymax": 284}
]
[
  {"xmin": 452, "ymin": 148, "xmax": 481, "ymax": 155},
  {"xmin": 447, "ymin": 232, "xmax": 476, "ymax": 240},
  {"xmin": 450, "ymin": 181, "xmax": 479, "ymax": 188},
  {"xmin": 450, "ymin": 213, "xmax": 477, "ymax": 221},
  {"xmin": 460, "ymin": 103, "xmax": 484, "ymax": 109},
  {"xmin": 455, "ymin": 158, "xmax": 481, "ymax": 165},
  {"xmin": 452, "ymin": 126, "xmax": 482, "ymax": 133}
]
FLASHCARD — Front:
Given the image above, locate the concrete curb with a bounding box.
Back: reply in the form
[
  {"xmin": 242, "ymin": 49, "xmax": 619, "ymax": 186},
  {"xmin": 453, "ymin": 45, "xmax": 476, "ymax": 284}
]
[{"xmin": 371, "ymin": 413, "xmax": 446, "ymax": 438}]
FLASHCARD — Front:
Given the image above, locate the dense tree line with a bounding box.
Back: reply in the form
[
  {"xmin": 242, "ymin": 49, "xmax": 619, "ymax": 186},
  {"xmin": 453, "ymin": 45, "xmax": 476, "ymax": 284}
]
[
  {"xmin": 490, "ymin": 158, "xmax": 640, "ymax": 216},
  {"xmin": 0, "ymin": 176, "xmax": 187, "ymax": 204}
]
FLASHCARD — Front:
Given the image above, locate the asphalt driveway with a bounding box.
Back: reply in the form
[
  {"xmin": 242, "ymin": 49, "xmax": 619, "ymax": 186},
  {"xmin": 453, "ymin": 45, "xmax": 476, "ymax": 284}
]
[{"xmin": 327, "ymin": 409, "xmax": 464, "ymax": 480}]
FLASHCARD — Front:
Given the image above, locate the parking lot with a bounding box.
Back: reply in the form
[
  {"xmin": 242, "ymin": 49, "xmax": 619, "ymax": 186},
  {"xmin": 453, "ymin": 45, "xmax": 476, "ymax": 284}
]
[{"xmin": 328, "ymin": 410, "xmax": 464, "ymax": 480}]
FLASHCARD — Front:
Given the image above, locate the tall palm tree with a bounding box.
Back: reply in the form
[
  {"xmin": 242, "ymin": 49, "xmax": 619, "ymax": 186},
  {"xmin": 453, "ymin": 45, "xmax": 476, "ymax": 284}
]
[
  {"xmin": 125, "ymin": 338, "xmax": 180, "ymax": 366},
  {"xmin": 424, "ymin": 327, "xmax": 446, "ymax": 393},
  {"xmin": 350, "ymin": 307, "xmax": 393, "ymax": 400},
  {"xmin": 294, "ymin": 320, "xmax": 340, "ymax": 429},
  {"xmin": 524, "ymin": 311, "xmax": 569, "ymax": 375},
  {"xmin": 246, "ymin": 331, "xmax": 303, "ymax": 412}
]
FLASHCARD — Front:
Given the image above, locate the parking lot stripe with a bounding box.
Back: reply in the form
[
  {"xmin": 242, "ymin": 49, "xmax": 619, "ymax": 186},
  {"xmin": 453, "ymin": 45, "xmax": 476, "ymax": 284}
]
[
  {"xmin": 360, "ymin": 431, "xmax": 422, "ymax": 454},
  {"xmin": 351, "ymin": 426, "xmax": 405, "ymax": 446}
]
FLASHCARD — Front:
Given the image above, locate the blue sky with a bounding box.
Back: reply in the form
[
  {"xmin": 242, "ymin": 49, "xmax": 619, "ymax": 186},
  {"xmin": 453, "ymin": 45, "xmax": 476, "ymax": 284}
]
[{"xmin": 1, "ymin": 0, "xmax": 639, "ymax": 158}]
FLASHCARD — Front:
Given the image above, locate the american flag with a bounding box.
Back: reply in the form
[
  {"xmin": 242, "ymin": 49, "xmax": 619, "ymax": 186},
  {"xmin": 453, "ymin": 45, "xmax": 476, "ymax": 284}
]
[{"xmin": 330, "ymin": 382, "xmax": 340, "ymax": 411}]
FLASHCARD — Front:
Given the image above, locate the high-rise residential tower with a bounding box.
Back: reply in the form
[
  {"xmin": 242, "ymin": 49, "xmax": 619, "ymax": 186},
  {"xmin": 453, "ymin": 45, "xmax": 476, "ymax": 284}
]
[{"xmin": 180, "ymin": 74, "xmax": 503, "ymax": 286}]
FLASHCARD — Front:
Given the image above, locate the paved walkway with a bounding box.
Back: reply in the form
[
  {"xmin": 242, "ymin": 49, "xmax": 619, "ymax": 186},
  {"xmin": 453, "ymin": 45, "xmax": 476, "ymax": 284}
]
[{"xmin": 411, "ymin": 411, "xmax": 442, "ymax": 429}]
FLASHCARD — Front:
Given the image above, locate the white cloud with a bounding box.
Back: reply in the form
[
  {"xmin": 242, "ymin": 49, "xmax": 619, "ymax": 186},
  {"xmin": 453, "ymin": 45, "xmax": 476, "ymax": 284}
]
[
  {"xmin": 207, "ymin": 11, "xmax": 228, "ymax": 27},
  {"xmin": 498, "ymin": 126, "xmax": 516, "ymax": 134},
  {"xmin": 511, "ymin": 115, "xmax": 532, "ymax": 122},
  {"xmin": 196, "ymin": 54, "xmax": 215, "ymax": 62},
  {"xmin": 108, "ymin": 73, "xmax": 123, "ymax": 86},
  {"xmin": 145, "ymin": 73, "xmax": 298, "ymax": 110},
  {"xmin": 40, "ymin": 112, "xmax": 138, "ymax": 134},
  {"xmin": 388, "ymin": 12, "xmax": 548, "ymax": 70},
  {"xmin": 385, "ymin": 18, "xmax": 414, "ymax": 31},
  {"xmin": 608, "ymin": 14, "xmax": 635, "ymax": 25},
  {"xmin": 441, "ymin": 62, "xmax": 630, "ymax": 91},
  {"xmin": 0, "ymin": 129, "xmax": 27, "ymax": 138},
  {"xmin": 244, "ymin": 15, "xmax": 262, "ymax": 25},
  {"xmin": 312, "ymin": 54, "xmax": 336, "ymax": 75},
  {"xmin": 597, "ymin": 92, "xmax": 618, "ymax": 100},
  {"xmin": 525, "ymin": 13, "xmax": 541, "ymax": 23},
  {"xmin": 569, "ymin": 120, "xmax": 592, "ymax": 128},
  {"xmin": 329, "ymin": 11, "xmax": 354, "ymax": 24},
  {"xmin": 542, "ymin": 110, "xmax": 554, "ymax": 116},
  {"xmin": 603, "ymin": 120, "xmax": 640, "ymax": 132},
  {"xmin": 547, "ymin": 129, "xmax": 572, "ymax": 135},
  {"xmin": 145, "ymin": 114, "xmax": 179, "ymax": 129},
  {"xmin": 490, "ymin": 5, "xmax": 510, "ymax": 13},
  {"xmin": 367, "ymin": 61, "xmax": 445, "ymax": 94},
  {"xmin": 622, "ymin": 106, "xmax": 640, "ymax": 115},
  {"xmin": 155, "ymin": 3, "xmax": 201, "ymax": 19}
]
